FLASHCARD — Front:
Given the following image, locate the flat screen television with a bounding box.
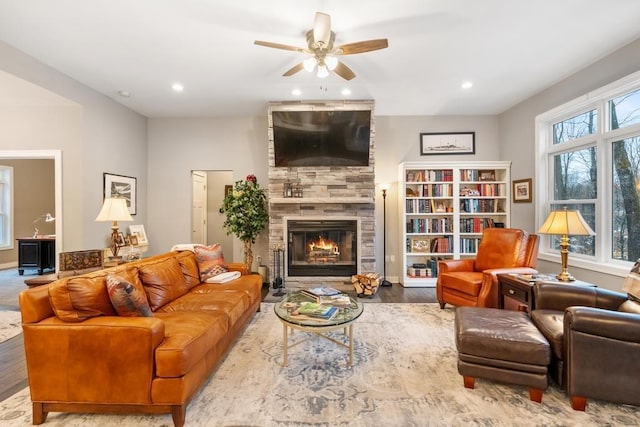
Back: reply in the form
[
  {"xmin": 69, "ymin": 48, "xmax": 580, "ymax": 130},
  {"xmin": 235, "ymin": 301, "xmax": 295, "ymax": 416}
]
[{"xmin": 272, "ymin": 110, "xmax": 371, "ymax": 167}]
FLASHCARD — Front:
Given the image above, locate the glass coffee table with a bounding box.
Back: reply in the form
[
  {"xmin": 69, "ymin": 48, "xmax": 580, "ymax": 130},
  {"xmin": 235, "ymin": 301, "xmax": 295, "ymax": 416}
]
[{"xmin": 274, "ymin": 291, "xmax": 364, "ymax": 367}]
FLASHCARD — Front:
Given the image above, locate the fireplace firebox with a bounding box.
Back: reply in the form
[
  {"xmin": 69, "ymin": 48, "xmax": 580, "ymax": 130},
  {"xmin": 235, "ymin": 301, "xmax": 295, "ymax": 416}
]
[{"xmin": 287, "ymin": 219, "xmax": 357, "ymax": 277}]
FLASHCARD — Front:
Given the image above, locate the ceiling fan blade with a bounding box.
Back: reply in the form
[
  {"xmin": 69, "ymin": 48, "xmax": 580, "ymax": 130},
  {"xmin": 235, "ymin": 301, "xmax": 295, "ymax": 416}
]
[
  {"xmin": 336, "ymin": 39, "xmax": 389, "ymax": 55},
  {"xmin": 313, "ymin": 12, "xmax": 332, "ymax": 47},
  {"xmin": 283, "ymin": 62, "xmax": 305, "ymax": 77},
  {"xmin": 254, "ymin": 40, "xmax": 306, "ymax": 53},
  {"xmin": 333, "ymin": 61, "xmax": 356, "ymax": 81}
]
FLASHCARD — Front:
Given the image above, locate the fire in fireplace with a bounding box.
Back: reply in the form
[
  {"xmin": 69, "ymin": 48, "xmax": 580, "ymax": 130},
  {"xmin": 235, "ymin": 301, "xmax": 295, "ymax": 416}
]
[{"xmin": 287, "ymin": 219, "xmax": 357, "ymax": 277}]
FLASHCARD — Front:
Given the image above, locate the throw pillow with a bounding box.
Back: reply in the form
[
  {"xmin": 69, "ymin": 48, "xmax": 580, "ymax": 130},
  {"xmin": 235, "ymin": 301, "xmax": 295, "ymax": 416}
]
[
  {"xmin": 106, "ymin": 275, "xmax": 153, "ymax": 317},
  {"xmin": 622, "ymin": 258, "xmax": 640, "ymax": 302},
  {"xmin": 194, "ymin": 244, "xmax": 228, "ymax": 282}
]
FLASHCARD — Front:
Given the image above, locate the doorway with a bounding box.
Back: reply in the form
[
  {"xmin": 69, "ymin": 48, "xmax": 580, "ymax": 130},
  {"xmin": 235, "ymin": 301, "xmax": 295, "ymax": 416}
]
[{"xmin": 191, "ymin": 170, "xmax": 234, "ymax": 252}]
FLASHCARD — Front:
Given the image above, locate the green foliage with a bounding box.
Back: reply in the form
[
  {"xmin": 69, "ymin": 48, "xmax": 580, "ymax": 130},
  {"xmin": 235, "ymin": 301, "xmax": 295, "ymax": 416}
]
[{"xmin": 220, "ymin": 175, "xmax": 268, "ymax": 243}]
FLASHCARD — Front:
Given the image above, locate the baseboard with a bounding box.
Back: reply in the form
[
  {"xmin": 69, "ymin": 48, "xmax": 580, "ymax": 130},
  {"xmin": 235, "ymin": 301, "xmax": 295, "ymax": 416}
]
[{"xmin": 0, "ymin": 261, "xmax": 18, "ymax": 270}]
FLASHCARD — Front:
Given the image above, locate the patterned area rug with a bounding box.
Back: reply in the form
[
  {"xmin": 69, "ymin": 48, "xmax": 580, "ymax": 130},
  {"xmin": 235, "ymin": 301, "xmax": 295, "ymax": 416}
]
[
  {"xmin": 1, "ymin": 303, "xmax": 638, "ymax": 426},
  {"xmin": 0, "ymin": 310, "xmax": 21, "ymax": 344}
]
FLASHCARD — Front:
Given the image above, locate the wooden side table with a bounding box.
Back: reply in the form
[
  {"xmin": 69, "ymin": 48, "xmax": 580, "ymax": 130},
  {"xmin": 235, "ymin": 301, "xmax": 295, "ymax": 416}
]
[
  {"xmin": 497, "ymin": 274, "xmax": 595, "ymax": 312},
  {"xmin": 17, "ymin": 237, "xmax": 56, "ymax": 275}
]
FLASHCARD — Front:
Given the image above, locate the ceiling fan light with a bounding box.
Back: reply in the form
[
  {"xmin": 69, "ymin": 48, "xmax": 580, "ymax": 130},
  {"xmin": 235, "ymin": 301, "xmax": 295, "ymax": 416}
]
[
  {"xmin": 303, "ymin": 57, "xmax": 317, "ymax": 72},
  {"xmin": 317, "ymin": 64, "xmax": 329, "ymax": 78},
  {"xmin": 325, "ymin": 55, "xmax": 338, "ymax": 71}
]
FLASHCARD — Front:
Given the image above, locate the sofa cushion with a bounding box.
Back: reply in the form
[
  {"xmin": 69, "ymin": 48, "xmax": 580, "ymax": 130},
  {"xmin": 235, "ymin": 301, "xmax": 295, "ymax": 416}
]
[
  {"xmin": 175, "ymin": 251, "xmax": 201, "ymax": 290},
  {"xmin": 622, "ymin": 258, "xmax": 640, "ymax": 301},
  {"xmin": 138, "ymin": 257, "xmax": 189, "ymax": 311},
  {"xmin": 106, "ymin": 275, "xmax": 153, "ymax": 317},
  {"xmin": 157, "ymin": 290, "xmax": 249, "ymax": 329},
  {"xmin": 191, "ymin": 274, "xmax": 262, "ymax": 306},
  {"xmin": 48, "ymin": 274, "xmax": 117, "ymax": 322},
  {"xmin": 194, "ymin": 244, "xmax": 228, "ymax": 281},
  {"xmin": 619, "ymin": 300, "xmax": 640, "ymax": 314},
  {"xmin": 530, "ymin": 309, "xmax": 565, "ymax": 360},
  {"xmin": 153, "ymin": 311, "xmax": 229, "ymax": 377},
  {"xmin": 439, "ymin": 272, "xmax": 482, "ymax": 296}
]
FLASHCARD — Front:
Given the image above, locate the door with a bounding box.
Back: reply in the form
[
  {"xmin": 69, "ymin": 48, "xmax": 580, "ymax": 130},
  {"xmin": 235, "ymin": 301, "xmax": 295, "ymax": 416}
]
[{"xmin": 191, "ymin": 171, "xmax": 207, "ymax": 245}]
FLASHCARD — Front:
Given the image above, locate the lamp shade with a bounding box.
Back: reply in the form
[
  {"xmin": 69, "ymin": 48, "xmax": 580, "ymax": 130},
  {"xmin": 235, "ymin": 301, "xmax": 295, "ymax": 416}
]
[
  {"xmin": 538, "ymin": 207, "xmax": 595, "ymax": 236},
  {"xmin": 95, "ymin": 198, "xmax": 133, "ymax": 222}
]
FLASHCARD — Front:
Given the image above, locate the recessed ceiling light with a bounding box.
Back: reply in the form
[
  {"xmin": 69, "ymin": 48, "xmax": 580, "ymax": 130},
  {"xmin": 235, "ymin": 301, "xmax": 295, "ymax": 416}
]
[
  {"xmin": 117, "ymin": 90, "xmax": 131, "ymax": 98},
  {"xmin": 172, "ymin": 82, "xmax": 184, "ymax": 92},
  {"xmin": 341, "ymin": 88, "xmax": 352, "ymax": 96},
  {"xmin": 292, "ymin": 88, "xmax": 302, "ymax": 96},
  {"xmin": 461, "ymin": 81, "xmax": 473, "ymax": 89}
]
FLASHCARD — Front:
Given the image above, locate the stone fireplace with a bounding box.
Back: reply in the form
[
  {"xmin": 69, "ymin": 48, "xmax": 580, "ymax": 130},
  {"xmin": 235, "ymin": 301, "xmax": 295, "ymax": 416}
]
[{"xmin": 267, "ymin": 100, "xmax": 376, "ymax": 286}]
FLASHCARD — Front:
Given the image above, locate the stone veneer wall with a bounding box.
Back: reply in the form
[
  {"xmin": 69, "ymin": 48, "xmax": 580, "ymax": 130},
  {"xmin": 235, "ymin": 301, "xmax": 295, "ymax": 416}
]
[{"xmin": 267, "ymin": 100, "xmax": 376, "ymax": 286}]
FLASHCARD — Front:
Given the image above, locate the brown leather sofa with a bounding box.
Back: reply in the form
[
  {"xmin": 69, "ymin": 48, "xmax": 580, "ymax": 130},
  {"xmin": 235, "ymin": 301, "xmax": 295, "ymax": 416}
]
[
  {"xmin": 531, "ymin": 282, "xmax": 640, "ymax": 410},
  {"xmin": 437, "ymin": 228, "xmax": 539, "ymax": 308},
  {"xmin": 19, "ymin": 250, "xmax": 262, "ymax": 426}
]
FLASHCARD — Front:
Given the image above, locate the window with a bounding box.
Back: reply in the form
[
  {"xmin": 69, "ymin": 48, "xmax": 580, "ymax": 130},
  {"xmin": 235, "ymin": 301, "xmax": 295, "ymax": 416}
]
[
  {"xmin": 537, "ymin": 71, "xmax": 640, "ymax": 274},
  {"xmin": 0, "ymin": 166, "xmax": 13, "ymax": 250}
]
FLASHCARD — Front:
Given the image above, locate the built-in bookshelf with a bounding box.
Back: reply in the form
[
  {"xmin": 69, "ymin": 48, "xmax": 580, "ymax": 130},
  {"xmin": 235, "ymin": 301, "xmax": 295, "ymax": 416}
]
[{"xmin": 399, "ymin": 161, "xmax": 511, "ymax": 287}]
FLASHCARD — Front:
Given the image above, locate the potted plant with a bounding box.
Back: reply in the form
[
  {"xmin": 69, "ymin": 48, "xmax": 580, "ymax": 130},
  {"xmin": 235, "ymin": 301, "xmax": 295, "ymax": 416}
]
[{"xmin": 219, "ymin": 174, "xmax": 268, "ymax": 270}]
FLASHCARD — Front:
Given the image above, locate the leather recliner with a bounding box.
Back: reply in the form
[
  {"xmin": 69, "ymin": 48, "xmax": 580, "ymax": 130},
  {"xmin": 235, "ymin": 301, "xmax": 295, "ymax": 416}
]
[
  {"xmin": 437, "ymin": 228, "xmax": 539, "ymax": 308},
  {"xmin": 531, "ymin": 282, "xmax": 640, "ymax": 410}
]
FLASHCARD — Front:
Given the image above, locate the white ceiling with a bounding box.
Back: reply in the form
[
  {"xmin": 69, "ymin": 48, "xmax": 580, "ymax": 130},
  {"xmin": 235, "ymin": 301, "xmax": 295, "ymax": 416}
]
[{"xmin": 1, "ymin": 0, "xmax": 640, "ymax": 118}]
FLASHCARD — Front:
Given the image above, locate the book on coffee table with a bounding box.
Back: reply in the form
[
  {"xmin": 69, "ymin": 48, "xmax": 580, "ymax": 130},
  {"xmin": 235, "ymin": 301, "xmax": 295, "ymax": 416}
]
[
  {"xmin": 293, "ymin": 302, "xmax": 339, "ymax": 320},
  {"xmin": 301, "ymin": 287, "xmax": 341, "ymax": 299}
]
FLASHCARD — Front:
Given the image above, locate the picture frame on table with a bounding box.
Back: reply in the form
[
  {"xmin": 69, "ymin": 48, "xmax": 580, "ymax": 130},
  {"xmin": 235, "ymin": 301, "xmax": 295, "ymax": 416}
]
[
  {"xmin": 129, "ymin": 224, "xmax": 148, "ymax": 245},
  {"xmin": 129, "ymin": 235, "xmax": 139, "ymax": 246},
  {"xmin": 513, "ymin": 178, "xmax": 533, "ymax": 203},
  {"xmin": 116, "ymin": 232, "xmax": 126, "ymax": 247},
  {"xmin": 420, "ymin": 132, "xmax": 475, "ymax": 155},
  {"xmin": 103, "ymin": 172, "xmax": 137, "ymax": 215}
]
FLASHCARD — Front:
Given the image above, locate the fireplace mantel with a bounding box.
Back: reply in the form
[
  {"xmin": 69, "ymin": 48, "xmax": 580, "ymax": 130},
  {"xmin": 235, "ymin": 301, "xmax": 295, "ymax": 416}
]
[{"xmin": 270, "ymin": 197, "xmax": 374, "ymax": 205}]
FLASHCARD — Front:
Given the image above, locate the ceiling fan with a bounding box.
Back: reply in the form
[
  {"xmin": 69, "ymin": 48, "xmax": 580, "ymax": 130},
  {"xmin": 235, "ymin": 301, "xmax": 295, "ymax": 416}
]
[{"xmin": 254, "ymin": 12, "xmax": 388, "ymax": 81}]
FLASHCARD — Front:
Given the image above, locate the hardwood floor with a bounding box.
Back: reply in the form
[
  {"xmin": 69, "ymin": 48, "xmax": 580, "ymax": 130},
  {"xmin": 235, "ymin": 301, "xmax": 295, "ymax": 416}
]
[{"xmin": 2, "ymin": 283, "xmax": 437, "ymax": 403}]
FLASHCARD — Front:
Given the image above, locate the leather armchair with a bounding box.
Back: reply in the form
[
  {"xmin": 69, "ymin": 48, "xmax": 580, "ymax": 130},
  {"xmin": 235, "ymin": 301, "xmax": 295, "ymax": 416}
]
[
  {"xmin": 437, "ymin": 228, "xmax": 539, "ymax": 308},
  {"xmin": 532, "ymin": 283, "xmax": 640, "ymax": 410}
]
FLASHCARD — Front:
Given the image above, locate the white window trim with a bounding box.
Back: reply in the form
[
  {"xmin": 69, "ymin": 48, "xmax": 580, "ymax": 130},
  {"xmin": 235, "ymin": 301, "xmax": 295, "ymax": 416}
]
[
  {"xmin": 535, "ymin": 69, "xmax": 640, "ymax": 278},
  {"xmin": 0, "ymin": 166, "xmax": 13, "ymax": 250}
]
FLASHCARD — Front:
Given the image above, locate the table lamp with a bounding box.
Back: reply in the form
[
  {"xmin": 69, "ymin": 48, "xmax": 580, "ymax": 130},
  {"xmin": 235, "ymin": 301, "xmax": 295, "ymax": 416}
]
[
  {"xmin": 95, "ymin": 197, "xmax": 133, "ymax": 259},
  {"xmin": 538, "ymin": 206, "xmax": 595, "ymax": 281},
  {"xmin": 32, "ymin": 213, "xmax": 55, "ymax": 238}
]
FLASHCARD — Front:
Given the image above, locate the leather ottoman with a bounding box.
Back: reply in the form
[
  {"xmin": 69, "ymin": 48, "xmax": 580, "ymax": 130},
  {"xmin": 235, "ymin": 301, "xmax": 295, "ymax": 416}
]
[{"xmin": 455, "ymin": 307, "xmax": 551, "ymax": 402}]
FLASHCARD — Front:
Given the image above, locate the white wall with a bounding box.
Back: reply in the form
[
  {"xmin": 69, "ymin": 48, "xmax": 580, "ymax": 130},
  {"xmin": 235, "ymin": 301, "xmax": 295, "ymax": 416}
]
[
  {"xmin": 147, "ymin": 117, "xmax": 269, "ymax": 261},
  {"xmin": 498, "ymin": 38, "xmax": 640, "ymax": 291},
  {"xmin": 206, "ymin": 170, "xmax": 234, "ymax": 251},
  {"xmin": 374, "ymin": 115, "xmax": 500, "ymax": 280},
  {"xmin": 0, "ymin": 41, "xmax": 148, "ymax": 253}
]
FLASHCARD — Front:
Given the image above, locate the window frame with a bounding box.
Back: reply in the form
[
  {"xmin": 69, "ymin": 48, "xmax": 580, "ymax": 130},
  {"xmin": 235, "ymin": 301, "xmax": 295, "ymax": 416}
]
[
  {"xmin": 535, "ymin": 70, "xmax": 640, "ymax": 277},
  {"xmin": 0, "ymin": 165, "xmax": 14, "ymax": 250}
]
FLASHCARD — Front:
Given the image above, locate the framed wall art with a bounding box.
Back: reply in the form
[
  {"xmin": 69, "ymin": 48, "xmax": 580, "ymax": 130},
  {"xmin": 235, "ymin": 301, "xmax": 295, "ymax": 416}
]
[
  {"xmin": 513, "ymin": 178, "xmax": 532, "ymax": 203},
  {"xmin": 103, "ymin": 172, "xmax": 137, "ymax": 215},
  {"xmin": 420, "ymin": 132, "xmax": 475, "ymax": 155}
]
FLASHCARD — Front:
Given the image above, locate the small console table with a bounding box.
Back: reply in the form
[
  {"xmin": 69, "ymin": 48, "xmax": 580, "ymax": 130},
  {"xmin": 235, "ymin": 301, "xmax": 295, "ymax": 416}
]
[
  {"xmin": 17, "ymin": 237, "xmax": 56, "ymax": 275},
  {"xmin": 497, "ymin": 273, "xmax": 596, "ymax": 312}
]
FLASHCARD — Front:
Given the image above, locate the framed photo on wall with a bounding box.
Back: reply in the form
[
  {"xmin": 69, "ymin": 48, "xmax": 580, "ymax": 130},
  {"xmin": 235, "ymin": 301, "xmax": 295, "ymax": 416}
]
[
  {"xmin": 513, "ymin": 178, "xmax": 532, "ymax": 203},
  {"xmin": 420, "ymin": 132, "xmax": 475, "ymax": 155},
  {"xmin": 103, "ymin": 172, "xmax": 137, "ymax": 215}
]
